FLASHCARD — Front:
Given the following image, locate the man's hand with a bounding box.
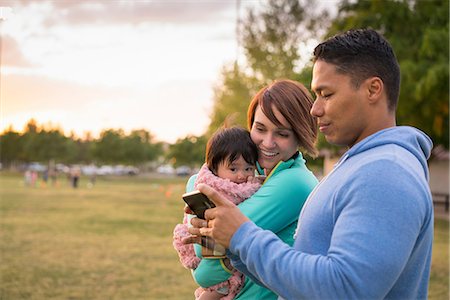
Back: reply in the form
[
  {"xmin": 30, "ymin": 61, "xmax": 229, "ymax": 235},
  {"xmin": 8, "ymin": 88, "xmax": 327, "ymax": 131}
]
[{"xmin": 193, "ymin": 183, "xmax": 250, "ymax": 248}]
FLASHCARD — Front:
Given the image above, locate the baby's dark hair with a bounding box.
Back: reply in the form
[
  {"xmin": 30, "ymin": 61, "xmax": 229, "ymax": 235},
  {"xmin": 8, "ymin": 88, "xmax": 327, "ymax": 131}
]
[{"xmin": 206, "ymin": 126, "xmax": 258, "ymax": 175}]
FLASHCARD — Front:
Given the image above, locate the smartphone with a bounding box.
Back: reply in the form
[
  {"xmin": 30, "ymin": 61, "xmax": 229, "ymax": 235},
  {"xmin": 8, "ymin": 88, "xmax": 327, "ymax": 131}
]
[{"xmin": 182, "ymin": 190, "xmax": 215, "ymax": 219}]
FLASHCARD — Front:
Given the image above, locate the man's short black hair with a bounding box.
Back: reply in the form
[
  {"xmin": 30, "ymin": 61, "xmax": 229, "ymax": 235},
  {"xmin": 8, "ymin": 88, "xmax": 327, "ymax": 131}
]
[{"xmin": 313, "ymin": 28, "xmax": 400, "ymax": 111}]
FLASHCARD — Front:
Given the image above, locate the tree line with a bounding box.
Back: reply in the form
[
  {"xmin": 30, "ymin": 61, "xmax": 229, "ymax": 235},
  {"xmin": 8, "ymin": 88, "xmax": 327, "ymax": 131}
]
[
  {"xmin": 1, "ymin": 0, "xmax": 448, "ymax": 170},
  {"xmin": 0, "ymin": 119, "xmax": 164, "ymax": 169}
]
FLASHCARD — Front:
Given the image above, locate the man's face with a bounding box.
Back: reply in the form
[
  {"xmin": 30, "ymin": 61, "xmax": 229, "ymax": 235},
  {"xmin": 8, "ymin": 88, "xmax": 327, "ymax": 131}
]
[{"xmin": 310, "ymin": 60, "xmax": 371, "ymax": 148}]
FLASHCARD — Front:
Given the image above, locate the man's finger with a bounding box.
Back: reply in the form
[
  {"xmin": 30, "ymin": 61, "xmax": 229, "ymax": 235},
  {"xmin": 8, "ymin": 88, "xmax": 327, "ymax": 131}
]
[
  {"xmin": 199, "ymin": 227, "xmax": 213, "ymax": 238},
  {"xmin": 190, "ymin": 217, "xmax": 207, "ymax": 228},
  {"xmin": 188, "ymin": 226, "xmax": 202, "ymax": 236},
  {"xmin": 197, "ymin": 183, "xmax": 235, "ymax": 208},
  {"xmin": 181, "ymin": 235, "xmax": 201, "ymax": 245}
]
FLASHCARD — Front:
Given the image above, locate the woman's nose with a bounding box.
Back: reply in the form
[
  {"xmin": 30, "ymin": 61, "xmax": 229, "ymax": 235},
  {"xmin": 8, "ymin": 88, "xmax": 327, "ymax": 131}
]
[{"xmin": 262, "ymin": 134, "xmax": 275, "ymax": 148}]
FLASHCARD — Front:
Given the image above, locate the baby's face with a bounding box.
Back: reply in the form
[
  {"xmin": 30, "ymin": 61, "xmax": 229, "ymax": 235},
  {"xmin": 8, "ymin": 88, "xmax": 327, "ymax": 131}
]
[{"xmin": 217, "ymin": 155, "xmax": 255, "ymax": 184}]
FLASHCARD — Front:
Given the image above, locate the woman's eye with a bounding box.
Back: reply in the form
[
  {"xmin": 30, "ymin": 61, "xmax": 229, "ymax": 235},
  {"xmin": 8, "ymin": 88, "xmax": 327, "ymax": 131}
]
[{"xmin": 278, "ymin": 132, "xmax": 289, "ymax": 138}]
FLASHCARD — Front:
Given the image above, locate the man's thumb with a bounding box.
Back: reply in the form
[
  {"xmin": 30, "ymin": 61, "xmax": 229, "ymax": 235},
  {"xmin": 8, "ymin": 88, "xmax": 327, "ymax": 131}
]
[{"xmin": 197, "ymin": 183, "xmax": 233, "ymax": 207}]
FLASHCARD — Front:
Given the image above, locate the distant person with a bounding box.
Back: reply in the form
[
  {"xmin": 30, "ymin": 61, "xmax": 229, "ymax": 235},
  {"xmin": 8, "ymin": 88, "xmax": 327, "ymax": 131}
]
[
  {"xmin": 70, "ymin": 166, "xmax": 81, "ymax": 188},
  {"xmin": 88, "ymin": 174, "xmax": 96, "ymax": 188},
  {"xmin": 179, "ymin": 79, "xmax": 319, "ymax": 299},
  {"xmin": 174, "ymin": 126, "xmax": 261, "ymax": 299},
  {"xmin": 48, "ymin": 167, "xmax": 57, "ymax": 186},
  {"xmin": 42, "ymin": 168, "xmax": 49, "ymax": 186},
  {"xmin": 24, "ymin": 170, "xmax": 32, "ymax": 187},
  {"xmin": 190, "ymin": 29, "xmax": 434, "ymax": 299},
  {"xmin": 30, "ymin": 170, "xmax": 38, "ymax": 187}
]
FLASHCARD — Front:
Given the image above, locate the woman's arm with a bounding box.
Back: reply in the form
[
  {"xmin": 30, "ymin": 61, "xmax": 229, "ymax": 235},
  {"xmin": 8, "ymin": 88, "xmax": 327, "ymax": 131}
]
[{"xmin": 237, "ymin": 167, "xmax": 317, "ymax": 232}]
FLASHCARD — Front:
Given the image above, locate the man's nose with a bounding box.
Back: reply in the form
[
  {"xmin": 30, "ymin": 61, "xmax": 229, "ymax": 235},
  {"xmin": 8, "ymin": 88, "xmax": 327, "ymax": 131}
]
[{"xmin": 310, "ymin": 99, "xmax": 324, "ymax": 117}]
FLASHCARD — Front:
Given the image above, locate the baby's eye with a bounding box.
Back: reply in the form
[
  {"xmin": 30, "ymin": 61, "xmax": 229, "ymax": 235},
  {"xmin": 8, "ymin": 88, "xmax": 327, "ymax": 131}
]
[{"xmin": 229, "ymin": 168, "xmax": 237, "ymax": 172}]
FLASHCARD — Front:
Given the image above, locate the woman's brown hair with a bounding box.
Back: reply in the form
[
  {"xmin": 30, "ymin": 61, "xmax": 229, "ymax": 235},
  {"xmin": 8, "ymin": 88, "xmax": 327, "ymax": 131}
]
[{"xmin": 247, "ymin": 79, "xmax": 318, "ymax": 157}]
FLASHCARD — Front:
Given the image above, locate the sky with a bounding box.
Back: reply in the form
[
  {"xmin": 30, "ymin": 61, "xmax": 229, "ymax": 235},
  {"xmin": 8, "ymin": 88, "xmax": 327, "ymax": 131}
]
[{"xmin": 0, "ymin": 0, "xmax": 336, "ymax": 143}]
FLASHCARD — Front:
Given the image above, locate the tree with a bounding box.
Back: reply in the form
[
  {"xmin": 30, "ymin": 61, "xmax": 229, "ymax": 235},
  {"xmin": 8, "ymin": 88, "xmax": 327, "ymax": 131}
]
[
  {"xmin": 0, "ymin": 127, "xmax": 22, "ymax": 168},
  {"xmin": 166, "ymin": 135, "xmax": 207, "ymax": 168},
  {"xmin": 327, "ymin": 0, "xmax": 449, "ymax": 148},
  {"xmin": 123, "ymin": 129, "xmax": 163, "ymax": 165},
  {"xmin": 92, "ymin": 129, "xmax": 125, "ymax": 164},
  {"xmin": 91, "ymin": 128, "xmax": 162, "ymax": 165},
  {"xmin": 207, "ymin": 63, "xmax": 256, "ymax": 134},
  {"xmin": 241, "ymin": 0, "xmax": 324, "ymax": 83},
  {"xmin": 207, "ymin": 0, "xmax": 328, "ymax": 135}
]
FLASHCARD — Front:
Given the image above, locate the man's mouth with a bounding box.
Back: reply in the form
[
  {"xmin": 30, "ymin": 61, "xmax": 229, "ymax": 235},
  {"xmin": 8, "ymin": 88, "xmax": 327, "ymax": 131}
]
[{"xmin": 318, "ymin": 122, "xmax": 330, "ymax": 132}]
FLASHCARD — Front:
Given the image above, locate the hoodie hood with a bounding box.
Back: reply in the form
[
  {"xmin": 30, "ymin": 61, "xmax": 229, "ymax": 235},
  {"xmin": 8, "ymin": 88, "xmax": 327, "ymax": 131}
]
[{"xmin": 343, "ymin": 126, "xmax": 433, "ymax": 179}]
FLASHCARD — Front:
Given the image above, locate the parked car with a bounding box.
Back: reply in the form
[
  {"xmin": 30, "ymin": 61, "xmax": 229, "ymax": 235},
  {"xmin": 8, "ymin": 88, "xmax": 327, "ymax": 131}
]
[
  {"xmin": 176, "ymin": 166, "xmax": 191, "ymax": 176},
  {"xmin": 157, "ymin": 164, "xmax": 175, "ymax": 175},
  {"xmin": 27, "ymin": 162, "xmax": 47, "ymax": 172}
]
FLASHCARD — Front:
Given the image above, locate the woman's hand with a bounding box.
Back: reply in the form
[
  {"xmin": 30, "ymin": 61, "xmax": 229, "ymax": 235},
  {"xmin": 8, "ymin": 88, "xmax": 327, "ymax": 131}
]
[
  {"xmin": 182, "ymin": 217, "xmax": 207, "ymax": 246},
  {"xmin": 182, "ymin": 218, "xmax": 220, "ymax": 252},
  {"xmin": 184, "ymin": 204, "xmax": 194, "ymax": 215}
]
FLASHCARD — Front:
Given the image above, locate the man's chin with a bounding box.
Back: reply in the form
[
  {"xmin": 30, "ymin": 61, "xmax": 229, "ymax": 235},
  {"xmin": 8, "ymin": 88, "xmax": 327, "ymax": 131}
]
[{"xmin": 325, "ymin": 136, "xmax": 347, "ymax": 147}]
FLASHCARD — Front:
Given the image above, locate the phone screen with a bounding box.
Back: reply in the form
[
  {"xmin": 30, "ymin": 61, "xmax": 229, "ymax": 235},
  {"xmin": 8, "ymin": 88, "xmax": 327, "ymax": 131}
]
[{"xmin": 182, "ymin": 190, "xmax": 215, "ymax": 219}]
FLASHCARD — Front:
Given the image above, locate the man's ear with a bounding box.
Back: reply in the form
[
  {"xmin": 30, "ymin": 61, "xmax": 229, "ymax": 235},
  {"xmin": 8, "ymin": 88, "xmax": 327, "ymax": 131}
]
[{"xmin": 367, "ymin": 77, "xmax": 384, "ymax": 104}]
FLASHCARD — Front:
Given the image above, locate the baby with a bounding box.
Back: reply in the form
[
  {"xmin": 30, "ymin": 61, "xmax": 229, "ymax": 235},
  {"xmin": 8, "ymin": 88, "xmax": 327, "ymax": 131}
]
[{"xmin": 173, "ymin": 126, "xmax": 261, "ymax": 299}]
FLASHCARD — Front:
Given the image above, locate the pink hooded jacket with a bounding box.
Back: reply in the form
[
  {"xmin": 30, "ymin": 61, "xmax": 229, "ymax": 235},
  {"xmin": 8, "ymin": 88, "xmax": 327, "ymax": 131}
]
[{"xmin": 173, "ymin": 164, "xmax": 261, "ymax": 299}]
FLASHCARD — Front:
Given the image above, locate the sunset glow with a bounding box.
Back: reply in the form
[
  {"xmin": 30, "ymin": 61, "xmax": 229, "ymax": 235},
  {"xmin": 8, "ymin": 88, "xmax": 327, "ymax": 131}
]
[{"xmin": 0, "ymin": 1, "xmax": 243, "ymax": 142}]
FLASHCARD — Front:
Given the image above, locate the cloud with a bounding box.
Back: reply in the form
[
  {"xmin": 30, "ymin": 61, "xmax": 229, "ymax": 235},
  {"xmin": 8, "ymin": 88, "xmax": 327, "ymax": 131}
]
[
  {"xmin": 3, "ymin": 0, "xmax": 236, "ymax": 26},
  {"xmin": 0, "ymin": 35, "xmax": 35, "ymax": 67}
]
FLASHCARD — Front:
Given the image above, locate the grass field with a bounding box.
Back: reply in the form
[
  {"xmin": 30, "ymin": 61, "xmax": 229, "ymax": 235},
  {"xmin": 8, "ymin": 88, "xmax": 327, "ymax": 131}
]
[{"xmin": 0, "ymin": 172, "xmax": 448, "ymax": 299}]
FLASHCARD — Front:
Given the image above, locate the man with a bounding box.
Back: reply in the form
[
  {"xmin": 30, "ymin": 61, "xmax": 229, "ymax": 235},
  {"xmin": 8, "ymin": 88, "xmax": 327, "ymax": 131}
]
[{"xmin": 191, "ymin": 29, "xmax": 433, "ymax": 299}]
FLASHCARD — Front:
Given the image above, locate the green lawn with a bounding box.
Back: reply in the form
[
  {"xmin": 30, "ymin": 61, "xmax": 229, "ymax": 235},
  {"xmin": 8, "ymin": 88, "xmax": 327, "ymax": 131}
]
[{"xmin": 0, "ymin": 172, "xmax": 448, "ymax": 299}]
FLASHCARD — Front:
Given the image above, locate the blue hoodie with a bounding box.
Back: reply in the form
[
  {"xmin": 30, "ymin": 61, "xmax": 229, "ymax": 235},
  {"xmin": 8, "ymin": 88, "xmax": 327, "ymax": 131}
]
[{"xmin": 229, "ymin": 126, "xmax": 434, "ymax": 299}]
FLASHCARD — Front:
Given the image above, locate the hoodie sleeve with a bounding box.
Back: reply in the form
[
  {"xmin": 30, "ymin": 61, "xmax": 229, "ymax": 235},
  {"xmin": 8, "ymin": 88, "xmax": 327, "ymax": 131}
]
[{"xmin": 229, "ymin": 159, "xmax": 433, "ymax": 299}]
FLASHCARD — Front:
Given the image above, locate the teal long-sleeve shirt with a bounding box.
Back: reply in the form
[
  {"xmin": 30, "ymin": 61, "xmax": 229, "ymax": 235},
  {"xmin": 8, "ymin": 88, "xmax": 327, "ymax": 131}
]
[{"xmin": 186, "ymin": 152, "xmax": 318, "ymax": 299}]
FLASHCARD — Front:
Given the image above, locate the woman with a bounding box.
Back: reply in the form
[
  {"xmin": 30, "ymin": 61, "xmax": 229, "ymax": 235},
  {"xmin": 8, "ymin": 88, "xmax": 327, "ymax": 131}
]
[{"xmin": 180, "ymin": 79, "xmax": 318, "ymax": 299}]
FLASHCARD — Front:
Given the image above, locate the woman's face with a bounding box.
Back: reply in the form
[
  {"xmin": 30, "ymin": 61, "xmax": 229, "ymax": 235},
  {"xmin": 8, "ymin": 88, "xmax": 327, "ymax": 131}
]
[{"xmin": 250, "ymin": 105, "xmax": 299, "ymax": 174}]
